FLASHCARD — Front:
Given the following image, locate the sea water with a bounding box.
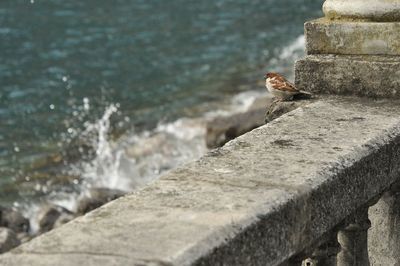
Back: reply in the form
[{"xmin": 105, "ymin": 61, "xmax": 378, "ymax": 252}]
[{"xmin": 0, "ymin": 0, "xmax": 323, "ymax": 216}]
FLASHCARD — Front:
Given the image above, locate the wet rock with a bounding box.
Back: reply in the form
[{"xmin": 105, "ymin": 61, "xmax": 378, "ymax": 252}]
[
  {"xmin": 37, "ymin": 205, "xmax": 75, "ymax": 233},
  {"xmin": 0, "ymin": 227, "xmax": 20, "ymax": 253},
  {"xmin": 206, "ymin": 96, "xmax": 274, "ymax": 149},
  {"xmin": 265, "ymin": 99, "xmax": 314, "ymax": 123},
  {"xmin": 125, "ymin": 134, "xmax": 169, "ymax": 158},
  {"xmin": 77, "ymin": 188, "xmax": 126, "ymax": 215},
  {"xmin": 17, "ymin": 232, "xmax": 32, "ymax": 244},
  {"xmin": 206, "ymin": 108, "xmax": 265, "ymax": 148},
  {"xmin": 0, "ymin": 207, "xmax": 29, "ymax": 233}
]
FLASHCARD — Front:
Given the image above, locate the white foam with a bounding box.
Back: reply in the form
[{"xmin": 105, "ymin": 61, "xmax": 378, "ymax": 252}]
[
  {"xmin": 267, "ymin": 34, "xmax": 305, "ymax": 80},
  {"xmin": 279, "ymin": 35, "xmax": 305, "ymax": 61},
  {"xmin": 205, "ymin": 90, "xmax": 265, "ymax": 118}
]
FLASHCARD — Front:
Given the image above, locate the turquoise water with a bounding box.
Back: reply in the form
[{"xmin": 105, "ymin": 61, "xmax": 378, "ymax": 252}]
[{"xmin": 0, "ymin": 0, "xmax": 323, "ymax": 204}]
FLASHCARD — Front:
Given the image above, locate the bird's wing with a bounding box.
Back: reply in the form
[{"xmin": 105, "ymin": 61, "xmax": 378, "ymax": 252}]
[{"xmin": 270, "ymin": 76, "xmax": 299, "ymax": 93}]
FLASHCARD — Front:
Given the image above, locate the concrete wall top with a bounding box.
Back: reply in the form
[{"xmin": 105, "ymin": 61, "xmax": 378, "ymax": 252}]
[{"xmin": 2, "ymin": 96, "xmax": 400, "ymax": 265}]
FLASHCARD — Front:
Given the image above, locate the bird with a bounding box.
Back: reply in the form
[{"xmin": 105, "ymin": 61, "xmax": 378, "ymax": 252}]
[{"xmin": 264, "ymin": 72, "xmax": 312, "ymax": 101}]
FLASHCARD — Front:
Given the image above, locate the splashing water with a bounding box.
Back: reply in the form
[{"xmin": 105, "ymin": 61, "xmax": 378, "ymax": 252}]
[
  {"xmin": 72, "ymin": 104, "xmax": 131, "ymax": 191},
  {"xmin": 69, "ymin": 103, "xmax": 208, "ymax": 195}
]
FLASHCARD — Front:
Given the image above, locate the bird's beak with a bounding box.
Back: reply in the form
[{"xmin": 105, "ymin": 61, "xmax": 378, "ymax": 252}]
[{"xmin": 263, "ymin": 75, "xmax": 267, "ymax": 79}]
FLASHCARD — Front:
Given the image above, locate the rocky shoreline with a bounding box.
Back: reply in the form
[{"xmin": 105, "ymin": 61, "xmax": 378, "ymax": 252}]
[{"xmin": 0, "ymin": 187, "xmax": 126, "ymax": 253}]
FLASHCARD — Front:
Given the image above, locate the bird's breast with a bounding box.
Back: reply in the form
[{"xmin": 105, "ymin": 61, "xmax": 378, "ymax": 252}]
[{"xmin": 265, "ymin": 79, "xmax": 274, "ymax": 93}]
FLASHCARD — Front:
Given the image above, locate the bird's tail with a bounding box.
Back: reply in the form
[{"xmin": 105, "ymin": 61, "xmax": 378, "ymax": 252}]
[{"xmin": 295, "ymin": 90, "xmax": 313, "ymax": 100}]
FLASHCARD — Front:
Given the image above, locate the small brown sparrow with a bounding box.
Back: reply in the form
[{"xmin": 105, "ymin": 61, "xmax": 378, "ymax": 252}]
[{"xmin": 264, "ymin": 72, "xmax": 312, "ymax": 101}]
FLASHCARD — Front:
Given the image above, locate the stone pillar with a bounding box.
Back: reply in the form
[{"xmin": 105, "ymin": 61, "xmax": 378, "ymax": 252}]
[
  {"xmin": 308, "ymin": 233, "xmax": 340, "ymax": 266},
  {"xmin": 295, "ymin": 0, "xmax": 400, "ymax": 98},
  {"xmin": 368, "ymin": 183, "xmax": 400, "ymax": 265},
  {"xmin": 323, "ymin": 0, "xmax": 400, "ymax": 22},
  {"xmin": 282, "ymin": 232, "xmax": 340, "ymax": 266},
  {"xmin": 337, "ymin": 208, "xmax": 371, "ymax": 266}
]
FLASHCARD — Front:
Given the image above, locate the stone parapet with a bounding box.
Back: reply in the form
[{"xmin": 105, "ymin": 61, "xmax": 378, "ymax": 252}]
[
  {"xmin": 305, "ymin": 18, "xmax": 400, "ymax": 55},
  {"xmin": 1, "ymin": 97, "xmax": 400, "ymax": 265}
]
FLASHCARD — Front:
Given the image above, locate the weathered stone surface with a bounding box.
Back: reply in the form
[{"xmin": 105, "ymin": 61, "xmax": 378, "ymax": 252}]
[
  {"xmin": 2, "ymin": 97, "xmax": 400, "ymax": 265},
  {"xmin": 323, "ymin": 0, "xmax": 400, "ymax": 22},
  {"xmin": 37, "ymin": 205, "xmax": 75, "ymax": 233},
  {"xmin": 206, "ymin": 96, "xmax": 273, "ymax": 148},
  {"xmin": 76, "ymin": 188, "xmax": 126, "ymax": 215},
  {"xmin": 368, "ymin": 185, "xmax": 400, "ymax": 265},
  {"xmin": 0, "ymin": 228, "xmax": 20, "ymax": 253},
  {"xmin": 295, "ymin": 54, "xmax": 400, "ymax": 98},
  {"xmin": 305, "ymin": 19, "xmax": 400, "ymax": 55},
  {"xmin": 0, "ymin": 207, "xmax": 29, "ymax": 234}
]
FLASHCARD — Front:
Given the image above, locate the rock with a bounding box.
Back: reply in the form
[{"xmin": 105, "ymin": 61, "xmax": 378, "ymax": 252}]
[
  {"xmin": 16, "ymin": 232, "xmax": 32, "ymax": 244},
  {"xmin": 77, "ymin": 188, "xmax": 126, "ymax": 215},
  {"xmin": 0, "ymin": 227, "xmax": 20, "ymax": 253},
  {"xmin": 37, "ymin": 205, "xmax": 75, "ymax": 233},
  {"xmin": 125, "ymin": 134, "xmax": 169, "ymax": 158},
  {"xmin": 206, "ymin": 109, "xmax": 265, "ymax": 148},
  {"xmin": 0, "ymin": 207, "xmax": 29, "ymax": 233},
  {"xmin": 206, "ymin": 96, "xmax": 274, "ymax": 149},
  {"xmin": 264, "ymin": 99, "xmax": 313, "ymax": 123}
]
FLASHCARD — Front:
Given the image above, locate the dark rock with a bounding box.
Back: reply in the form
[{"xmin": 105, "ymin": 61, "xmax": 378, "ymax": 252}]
[
  {"xmin": 0, "ymin": 227, "xmax": 20, "ymax": 253},
  {"xmin": 206, "ymin": 109, "xmax": 265, "ymax": 148},
  {"xmin": 0, "ymin": 207, "xmax": 29, "ymax": 233},
  {"xmin": 77, "ymin": 188, "xmax": 126, "ymax": 215},
  {"xmin": 265, "ymin": 99, "xmax": 314, "ymax": 123},
  {"xmin": 17, "ymin": 232, "xmax": 32, "ymax": 244},
  {"xmin": 206, "ymin": 96, "xmax": 274, "ymax": 149},
  {"xmin": 37, "ymin": 205, "xmax": 75, "ymax": 233}
]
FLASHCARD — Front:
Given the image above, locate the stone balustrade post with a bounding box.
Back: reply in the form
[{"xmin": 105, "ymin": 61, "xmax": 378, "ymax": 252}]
[
  {"xmin": 295, "ymin": 0, "xmax": 400, "ymax": 98},
  {"xmin": 308, "ymin": 233, "xmax": 340, "ymax": 266},
  {"xmin": 337, "ymin": 208, "xmax": 371, "ymax": 266},
  {"xmin": 282, "ymin": 231, "xmax": 340, "ymax": 266},
  {"xmin": 368, "ymin": 182, "xmax": 400, "ymax": 265}
]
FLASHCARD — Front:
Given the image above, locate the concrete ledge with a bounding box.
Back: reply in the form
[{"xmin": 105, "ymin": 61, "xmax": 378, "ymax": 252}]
[
  {"xmin": 295, "ymin": 55, "xmax": 400, "ymax": 98},
  {"xmin": 2, "ymin": 97, "xmax": 400, "ymax": 265},
  {"xmin": 305, "ymin": 18, "xmax": 400, "ymax": 55}
]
